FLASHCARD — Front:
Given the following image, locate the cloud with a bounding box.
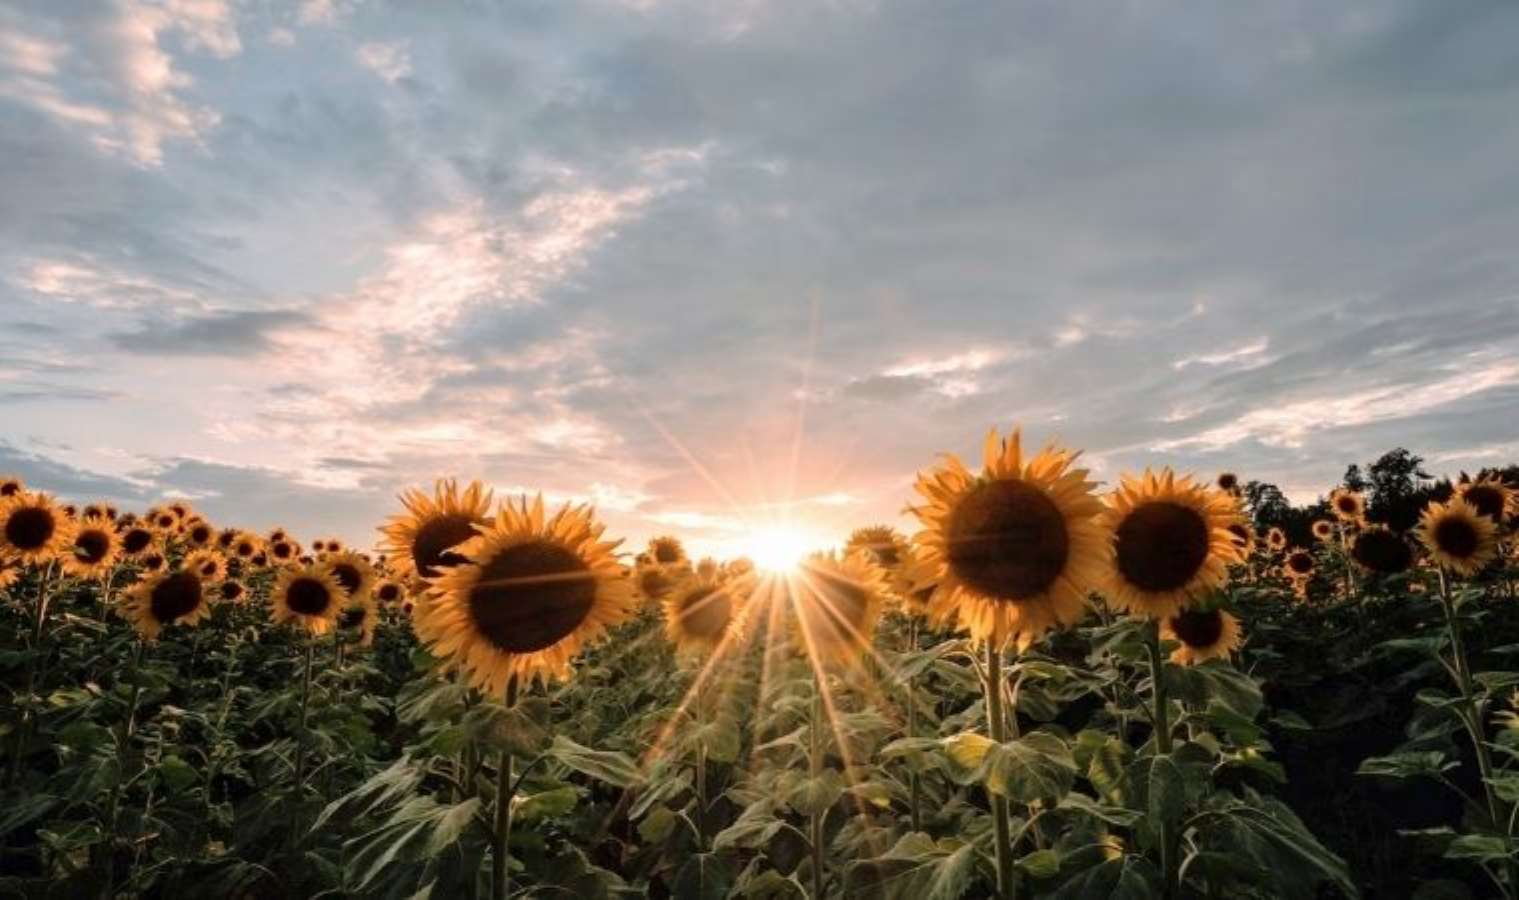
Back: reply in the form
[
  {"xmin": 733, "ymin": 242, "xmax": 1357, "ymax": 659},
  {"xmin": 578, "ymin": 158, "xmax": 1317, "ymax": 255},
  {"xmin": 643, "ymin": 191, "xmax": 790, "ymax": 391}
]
[
  {"xmin": 354, "ymin": 41, "xmax": 411, "ymax": 84},
  {"xmin": 109, "ymin": 309, "xmax": 310, "ymax": 356}
]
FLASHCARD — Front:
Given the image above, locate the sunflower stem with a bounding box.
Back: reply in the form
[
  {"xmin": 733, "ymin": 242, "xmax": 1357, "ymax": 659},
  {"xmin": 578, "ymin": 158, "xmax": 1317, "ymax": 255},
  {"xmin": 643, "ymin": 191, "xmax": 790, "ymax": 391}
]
[
  {"xmin": 1146, "ymin": 622, "xmax": 1178, "ymax": 899},
  {"xmin": 492, "ymin": 675, "xmax": 520, "ymax": 900},
  {"xmin": 100, "ymin": 638, "xmax": 146, "ymax": 900},
  {"xmin": 809, "ymin": 676, "xmax": 826, "ymax": 900},
  {"xmin": 985, "ymin": 639, "xmax": 1017, "ymax": 900},
  {"xmin": 289, "ymin": 635, "xmax": 317, "ymax": 854},
  {"xmin": 1437, "ymin": 569, "xmax": 1518, "ymax": 898},
  {"xmin": 907, "ymin": 618, "xmax": 922, "ymax": 835},
  {"xmin": 1338, "ymin": 523, "xmax": 1358, "ymax": 601},
  {"xmin": 7, "ymin": 562, "xmax": 56, "ymax": 789},
  {"xmin": 695, "ymin": 675, "xmax": 709, "ymax": 852}
]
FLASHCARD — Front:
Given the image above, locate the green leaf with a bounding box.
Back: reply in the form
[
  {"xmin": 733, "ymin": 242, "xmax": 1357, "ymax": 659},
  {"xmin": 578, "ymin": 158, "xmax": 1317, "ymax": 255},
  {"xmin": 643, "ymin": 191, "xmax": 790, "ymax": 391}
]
[
  {"xmin": 844, "ymin": 832, "xmax": 979, "ymax": 900},
  {"xmin": 1018, "ymin": 848, "xmax": 1061, "ymax": 879},
  {"xmin": 1444, "ymin": 834, "xmax": 1513, "ymax": 863},
  {"xmin": 157, "ymin": 754, "xmax": 199, "ymax": 793},
  {"xmin": 513, "ymin": 786, "xmax": 577, "ymax": 824},
  {"xmin": 548, "ymin": 735, "xmax": 642, "ymax": 788},
  {"xmin": 1357, "ymin": 751, "xmax": 1457, "ymax": 781},
  {"xmin": 673, "ymin": 853, "xmax": 734, "ymax": 900},
  {"xmin": 1053, "ymin": 855, "xmax": 1159, "ymax": 899},
  {"xmin": 1143, "ymin": 755, "xmax": 1186, "ymax": 829},
  {"xmin": 943, "ymin": 730, "xmax": 1076, "ymax": 804},
  {"xmin": 638, "ymin": 806, "xmax": 677, "ymax": 844},
  {"xmin": 786, "ymin": 768, "xmax": 846, "ymax": 817},
  {"xmin": 1194, "ymin": 788, "xmax": 1356, "ymax": 898}
]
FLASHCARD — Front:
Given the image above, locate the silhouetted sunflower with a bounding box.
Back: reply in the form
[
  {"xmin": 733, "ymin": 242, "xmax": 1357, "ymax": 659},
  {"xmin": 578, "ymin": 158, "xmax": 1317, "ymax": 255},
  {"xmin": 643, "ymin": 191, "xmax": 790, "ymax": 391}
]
[
  {"xmin": 1330, "ymin": 489, "xmax": 1365, "ymax": 523},
  {"xmin": 664, "ymin": 573, "xmax": 750, "ymax": 657},
  {"xmin": 0, "ymin": 492, "xmax": 73, "ymax": 566},
  {"xmin": 1352, "ymin": 527, "xmax": 1413, "ymax": 575},
  {"xmin": 1284, "ymin": 548, "xmax": 1315, "ymax": 579},
  {"xmin": 184, "ymin": 519, "xmax": 216, "ymax": 550},
  {"xmin": 218, "ymin": 581, "xmax": 246, "ymax": 603},
  {"xmin": 82, "ymin": 503, "xmax": 112, "ymax": 521},
  {"xmin": 375, "ymin": 579, "xmax": 405, "ymax": 605},
  {"xmin": 1311, "ymin": 520, "xmax": 1334, "ymax": 542},
  {"xmin": 415, "ymin": 497, "xmax": 633, "ymax": 691},
  {"xmin": 1100, "ymin": 469, "xmax": 1241, "ymax": 619},
  {"xmin": 910, "ymin": 428, "xmax": 1106, "ymax": 649},
  {"xmin": 119, "ymin": 568, "xmax": 211, "ymax": 639},
  {"xmin": 0, "ymin": 476, "xmax": 23, "ymax": 498},
  {"xmin": 1160, "ymin": 607, "xmax": 1242, "ymax": 666},
  {"xmin": 379, "ymin": 479, "xmax": 494, "ymax": 581},
  {"xmin": 791, "ymin": 552, "xmax": 888, "ymax": 668},
  {"xmin": 1216, "ymin": 473, "xmax": 1240, "ymax": 494},
  {"xmin": 272, "ymin": 563, "xmax": 345, "ymax": 635},
  {"xmin": 1458, "ymin": 476, "xmax": 1514, "ymax": 525},
  {"xmin": 1265, "ymin": 527, "xmax": 1287, "ymax": 552},
  {"xmin": 63, "ymin": 514, "xmax": 120, "ymax": 579},
  {"xmin": 1418, "ymin": 497, "xmax": 1497, "ymax": 577}
]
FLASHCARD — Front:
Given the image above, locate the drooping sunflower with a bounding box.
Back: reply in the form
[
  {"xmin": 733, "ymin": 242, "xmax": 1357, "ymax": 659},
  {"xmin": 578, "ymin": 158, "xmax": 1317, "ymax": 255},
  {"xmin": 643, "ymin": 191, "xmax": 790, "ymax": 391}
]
[
  {"xmin": 910, "ymin": 428, "xmax": 1107, "ymax": 649},
  {"xmin": 138, "ymin": 552, "xmax": 166, "ymax": 574},
  {"xmin": 1284, "ymin": 548, "xmax": 1315, "ymax": 580},
  {"xmin": 648, "ymin": 535, "xmax": 688, "ymax": 568},
  {"xmin": 184, "ymin": 549, "xmax": 227, "ymax": 584},
  {"xmin": 664, "ymin": 573, "xmax": 751, "ymax": 657},
  {"xmin": 1311, "ymin": 519, "xmax": 1334, "ymax": 542},
  {"xmin": 1329, "ymin": 489, "xmax": 1366, "ymax": 523},
  {"xmin": 1418, "ymin": 497, "xmax": 1498, "ymax": 577},
  {"xmin": 0, "ymin": 475, "xmax": 23, "ymax": 498},
  {"xmin": 374, "ymin": 579, "xmax": 406, "ymax": 606},
  {"xmin": 0, "ymin": 492, "xmax": 74, "ymax": 566},
  {"xmin": 415, "ymin": 497, "xmax": 634, "ymax": 692},
  {"xmin": 1226, "ymin": 522, "xmax": 1255, "ymax": 556},
  {"xmin": 636, "ymin": 564, "xmax": 676, "ymax": 605},
  {"xmin": 1160, "ymin": 607, "xmax": 1243, "ymax": 666},
  {"xmin": 337, "ymin": 594, "xmax": 380, "ymax": 647},
  {"xmin": 379, "ymin": 479, "xmax": 494, "ymax": 581},
  {"xmin": 791, "ymin": 551, "xmax": 888, "ymax": 668},
  {"xmin": 218, "ymin": 580, "xmax": 247, "ymax": 603},
  {"xmin": 62, "ymin": 514, "xmax": 120, "ymax": 579},
  {"xmin": 272, "ymin": 563, "xmax": 345, "ymax": 635},
  {"xmin": 1458, "ymin": 476, "xmax": 1514, "ymax": 526},
  {"xmin": 1099, "ymin": 469, "xmax": 1242, "ymax": 620},
  {"xmin": 119, "ymin": 568, "xmax": 212, "ymax": 640},
  {"xmin": 1216, "ymin": 473, "xmax": 1240, "ymax": 495},
  {"xmin": 326, "ymin": 549, "xmax": 377, "ymax": 604},
  {"xmin": 1351, "ymin": 527, "xmax": 1413, "ymax": 575},
  {"xmin": 1265, "ymin": 527, "xmax": 1288, "ymax": 552}
]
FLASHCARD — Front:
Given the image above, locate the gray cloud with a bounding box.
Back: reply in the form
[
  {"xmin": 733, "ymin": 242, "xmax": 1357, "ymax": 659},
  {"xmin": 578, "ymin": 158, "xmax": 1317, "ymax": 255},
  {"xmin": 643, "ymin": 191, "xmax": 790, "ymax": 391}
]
[{"xmin": 109, "ymin": 310, "xmax": 309, "ymax": 356}]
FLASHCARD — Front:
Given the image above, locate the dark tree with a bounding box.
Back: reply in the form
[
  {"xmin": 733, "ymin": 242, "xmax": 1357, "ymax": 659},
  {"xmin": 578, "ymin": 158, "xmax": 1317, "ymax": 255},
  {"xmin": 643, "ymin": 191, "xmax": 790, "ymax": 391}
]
[
  {"xmin": 1342, "ymin": 464, "xmax": 1369, "ymax": 493},
  {"xmin": 1364, "ymin": 448, "xmax": 1432, "ymax": 532}
]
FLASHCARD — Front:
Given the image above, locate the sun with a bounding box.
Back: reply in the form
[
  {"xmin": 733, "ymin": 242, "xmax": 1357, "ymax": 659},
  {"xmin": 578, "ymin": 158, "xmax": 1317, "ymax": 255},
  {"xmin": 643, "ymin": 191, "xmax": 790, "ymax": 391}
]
[{"xmin": 748, "ymin": 526, "xmax": 816, "ymax": 573}]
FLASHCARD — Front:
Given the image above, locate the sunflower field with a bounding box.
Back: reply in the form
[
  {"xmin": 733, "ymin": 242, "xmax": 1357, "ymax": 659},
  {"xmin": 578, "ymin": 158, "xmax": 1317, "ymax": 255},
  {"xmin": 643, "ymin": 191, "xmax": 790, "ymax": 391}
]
[{"xmin": 2, "ymin": 436, "xmax": 1519, "ymax": 899}]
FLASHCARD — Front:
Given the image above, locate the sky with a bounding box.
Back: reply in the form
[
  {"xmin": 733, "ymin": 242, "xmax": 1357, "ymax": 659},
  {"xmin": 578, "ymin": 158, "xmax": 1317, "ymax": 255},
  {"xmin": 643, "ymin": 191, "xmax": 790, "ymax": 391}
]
[{"xmin": 4, "ymin": 0, "xmax": 1519, "ymax": 560}]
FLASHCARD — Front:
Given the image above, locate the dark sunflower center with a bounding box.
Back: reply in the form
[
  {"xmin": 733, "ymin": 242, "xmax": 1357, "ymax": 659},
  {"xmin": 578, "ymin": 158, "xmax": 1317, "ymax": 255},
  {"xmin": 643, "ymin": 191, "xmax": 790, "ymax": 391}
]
[
  {"xmin": 149, "ymin": 572, "xmax": 204, "ymax": 624},
  {"xmin": 1218, "ymin": 474, "xmax": 1238, "ymax": 491},
  {"xmin": 233, "ymin": 542, "xmax": 251, "ymax": 557},
  {"xmin": 332, "ymin": 563, "xmax": 362, "ymax": 595},
  {"xmin": 199, "ymin": 560, "xmax": 219, "ymax": 577},
  {"xmin": 1352, "ymin": 530, "xmax": 1412, "ymax": 574},
  {"xmin": 1169, "ymin": 608, "xmax": 1224, "ymax": 648},
  {"xmin": 75, "ymin": 530, "xmax": 111, "ymax": 563},
  {"xmin": 122, "ymin": 528, "xmax": 153, "ymax": 554},
  {"xmin": 1286, "ymin": 551, "xmax": 1314, "ymax": 574},
  {"xmin": 272, "ymin": 542, "xmax": 293, "ymax": 559},
  {"xmin": 801, "ymin": 567, "xmax": 869, "ymax": 645},
  {"xmin": 378, "ymin": 584, "xmax": 400, "ymax": 602},
  {"xmin": 945, "ymin": 479, "xmax": 1070, "ymax": 601},
  {"xmin": 339, "ymin": 607, "xmax": 367, "ymax": 629},
  {"xmin": 466, "ymin": 540, "xmax": 596, "ymax": 654},
  {"xmin": 412, "ymin": 514, "xmax": 480, "ymax": 578},
  {"xmin": 1463, "ymin": 486, "xmax": 1506, "ymax": 521},
  {"xmin": 0, "ymin": 482, "xmax": 19, "ymax": 496},
  {"xmin": 1336, "ymin": 497, "xmax": 1358, "ymax": 514},
  {"xmin": 191, "ymin": 526, "xmax": 212, "ymax": 544},
  {"xmin": 219, "ymin": 581, "xmax": 244, "ymax": 601},
  {"xmin": 872, "ymin": 545, "xmax": 901, "ymax": 567},
  {"xmin": 1115, "ymin": 501, "xmax": 1210, "ymax": 593},
  {"xmin": 653, "ymin": 542, "xmax": 681, "ymax": 564},
  {"xmin": 677, "ymin": 586, "xmax": 732, "ymax": 639},
  {"xmin": 5, "ymin": 506, "xmax": 56, "ymax": 550},
  {"xmin": 142, "ymin": 554, "xmax": 164, "ymax": 571},
  {"xmin": 286, "ymin": 577, "xmax": 334, "ymax": 616},
  {"xmin": 1434, "ymin": 517, "xmax": 1480, "ymax": 559},
  {"xmin": 156, "ymin": 515, "xmax": 175, "ymax": 529}
]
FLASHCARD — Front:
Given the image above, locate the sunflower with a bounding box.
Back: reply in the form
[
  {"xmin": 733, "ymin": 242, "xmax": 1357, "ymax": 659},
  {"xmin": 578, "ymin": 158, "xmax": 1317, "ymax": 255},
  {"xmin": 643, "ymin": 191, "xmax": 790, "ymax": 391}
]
[
  {"xmin": 664, "ymin": 573, "xmax": 750, "ymax": 657},
  {"xmin": 1099, "ymin": 469, "xmax": 1242, "ymax": 620},
  {"xmin": 184, "ymin": 549, "xmax": 227, "ymax": 583},
  {"xmin": 648, "ymin": 535, "xmax": 688, "ymax": 568},
  {"xmin": 1330, "ymin": 489, "xmax": 1366, "ymax": 523},
  {"xmin": 416, "ymin": 497, "xmax": 633, "ymax": 692},
  {"xmin": 62, "ymin": 514, "xmax": 120, "ymax": 579},
  {"xmin": 148, "ymin": 507, "xmax": 179, "ymax": 532},
  {"xmin": 1311, "ymin": 519, "xmax": 1334, "ymax": 542},
  {"xmin": 337, "ymin": 594, "xmax": 380, "ymax": 647},
  {"xmin": 138, "ymin": 552, "xmax": 166, "ymax": 574},
  {"xmin": 184, "ymin": 519, "xmax": 216, "ymax": 550},
  {"xmin": 1458, "ymin": 475, "xmax": 1514, "ymax": 525},
  {"xmin": 82, "ymin": 503, "xmax": 112, "ymax": 520},
  {"xmin": 0, "ymin": 564, "xmax": 18, "ymax": 591},
  {"xmin": 1216, "ymin": 472, "xmax": 1240, "ymax": 495},
  {"xmin": 1160, "ymin": 607, "xmax": 1242, "ymax": 666},
  {"xmin": 119, "ymin": 568, "xmax": 212, "ymax": 639},
  {"xmin": 218, "ymin": 580, "xmax": 247, "ymax": 603},
  {"xmin": 231, "ymin": 532, "xmax": 260, "ymax": 560},
  {"xmin": 0, "ymin": 475, "xmax": 23, "ymax": 498},
  {"xmin": 1226, "ymin": 522, "xmax": 1255, "ymax": 556},
  {"xmin": 0, "ymin": 492, "xmax": 74, "ymax": 566},
  {"xmin": 636, "ymin": 564, "xmax": 676, "ymax": 604},
  {"xmin": 1418, "ymin": 497, "xmax": 1498, "ymax": 577},
  {"xmin": 272, "ymin": 563, "xmax": 345, "ymax": 635},
  {"xmin": 696, "ymin": 557, "xmax": 718, "ymax": 580},
  {"xmin": 269, "ymin": 539, "xmax": 298, "ymax": 564},
  {"xmin": 268, "ymin": 527, "xmax": 290, "ymax": 545},
  {"xmin": 379, "ymin": 479, "xmax": 494, "ymax": 581},
  {"xmin": 319, "ymin": 537, "xmax": 344, "ymax": 554},
  {"xmin": 910, "ymin": 428, "xmax": 1107, "ymax": 649},
  {"xmin": 1284, "ymin": 548, "xmax": 1315, "ymax": 580},
  {"xmin": 791, "ymin": 552, "xmax": 888, "ymax": 668},
  {"xmin": 374, "ymin": 579, "xmax": 406, "ymax": 605},
  {"xmin": 1352, "ymin": 527, "xmax": 1413, "ymax": 575},
  {"xmin": 1265, "ymin": 527, "xmax": 1287, "ymax": 552},
  {"xmin": 167, "ymin": 501, "xmax": 194, "ymax": 522},
  {"xmin": 846, "ymin": 525, "xmax": 909, "ymax": 569},
  {"xmin": 326, "ymin": 549, "xmax": 377, "ymax": 603},
  {"xmin": 215, "ymin": 528, "xmax": 240, "ymax": 551}
]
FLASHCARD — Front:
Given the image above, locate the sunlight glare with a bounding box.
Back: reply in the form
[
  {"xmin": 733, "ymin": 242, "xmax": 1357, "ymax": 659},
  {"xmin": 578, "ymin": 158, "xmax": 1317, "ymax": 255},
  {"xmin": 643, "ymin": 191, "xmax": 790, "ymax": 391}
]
[{"xmin": 748, "ymin": 526, "xmax": 814, "ymax": 573}]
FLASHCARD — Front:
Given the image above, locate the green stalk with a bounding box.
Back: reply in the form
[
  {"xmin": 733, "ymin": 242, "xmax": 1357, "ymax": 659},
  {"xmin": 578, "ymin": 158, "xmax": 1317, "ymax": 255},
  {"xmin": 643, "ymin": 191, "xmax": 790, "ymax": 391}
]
[
  {"xmin": 810, "ymin": 679, "xmax": 825, "ymax": 900},
  {"xmin": 695, "ymin": 676, "xmax": 708, "ymax": 852},
  {"xmin": 289, "ymin": 635, "xmax": 317, "ymax": 853},
  {"xmin": 101, "ymin": 639, "xmax": 146, "ymax": 900},
  {"xmin": 1436, "ymin": 570, "xmax": 1517, "ymax": 898},
  {"xmin": 985, "ymin": 641, "xmax": 1016, "ymax": 900},
  {"xmin": 907, "ymin": 618, "xmax": 922, "ymax": 834},
  {"xmin": 492, "ymin": 675, "xmax": 520, "ymax": 900},
  {"xmin": 1146, "ymin": 623, "xmax": 1177, "ymax": 899},
  {"xmin": 7, "ymin": 563, "xmax": 57, "ymax": 787}
]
